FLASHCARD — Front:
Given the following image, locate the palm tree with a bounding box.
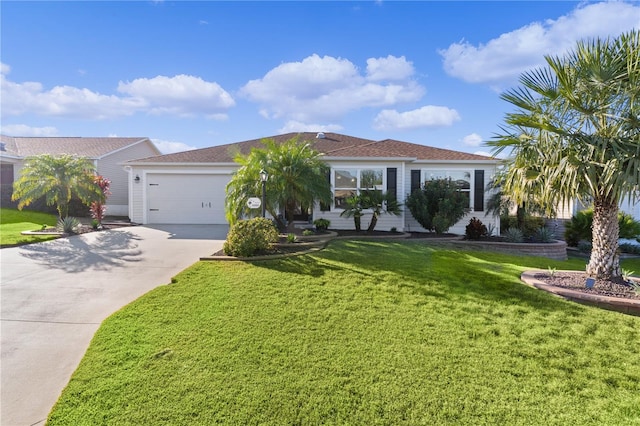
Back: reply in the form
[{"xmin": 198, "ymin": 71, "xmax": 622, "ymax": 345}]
[
  {"xmin": 489, "ymin": 30, "xmax": 640, "ymax": 279},
  {"xmin": 360, "ymin": 190, "xmax": 402, "ymax": 232},
  {"xmin": 339, "ymin": 195, "xmax": 365, "ymax": 231},
  {"xmin": 225, "ymin": 137, "xmax": 332, "ymax": 230},
  {"xmin": 12, "ymin": 154, "xmax": 103, "ymax": 218}
]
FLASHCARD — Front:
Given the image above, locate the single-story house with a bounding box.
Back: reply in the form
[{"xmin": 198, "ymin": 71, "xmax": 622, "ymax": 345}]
[
  {"xmin": 124, "ymin": 132, "xmax": 501, "ymax": 234},
  {"xmin": 0, "ymin": 135, "xmax": 160, "ymax": 216}
]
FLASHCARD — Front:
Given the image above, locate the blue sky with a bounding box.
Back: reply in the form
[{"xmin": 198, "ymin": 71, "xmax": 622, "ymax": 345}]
[{"xmin": 2, "ymin": 1, "xmax": 640, "ymax": 155}]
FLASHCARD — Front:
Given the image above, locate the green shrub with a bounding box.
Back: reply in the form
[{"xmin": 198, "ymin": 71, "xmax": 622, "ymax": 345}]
[
  {"xmin": 577, "ymin": 240, "xmax": 592, "ymax": 253},
  {"xmin": 500, "ymin": 215, "xmax": 545, "ymax": 238},
  {"xmin": 535, "ymin": 226, "xmax": 554, "ymax": 243},
  {"xmin": 465, "ymin": 217, "xmax": 487, "ymax": 240},
  {"xmin": 406, "ymin": 178, "xmax": 469, "ymax": 234},
  {"xmin": 286, "ymin": 233, "xmax": 297, "ymax": 243},
  {"xmin": 223, "ymin": 217, "xmax": 278, "ymax": 257},
  {"xmin": 503, "ymin": 227, "xmax": 524, "ymax": 243},
  {"xmin": 564, "ymin": 209, "xmax": 640, "ymax": 246},
  {"xmin": 619, "ymin": 212, "xmax": 640, "ymax": 239},
  {"xmin": 619, "ymin": 243, "xmax": 640, "ymax": 255},
  {"xmin": 56, "ymin": 217, "xmax": 81, "ymax": 234},
  {"xmin": 313, "ymin": 218, "xmax": 330, "ymax": 231},
  {"xmin": 564, "ymin": 210, "xmax": 593, "ymax": 246},
  {"xmin": 302, "ymin": 229, "xmax": 314, "ymax": 236}
]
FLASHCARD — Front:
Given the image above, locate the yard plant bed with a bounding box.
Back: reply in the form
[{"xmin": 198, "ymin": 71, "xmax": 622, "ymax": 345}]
[
  {"xmin": 49, "ymin": 242, "xmax": 640, "ymax": 425},
  {"xmin": 533, "ymin": 271, "xmax": 639, "ymax": 300}
]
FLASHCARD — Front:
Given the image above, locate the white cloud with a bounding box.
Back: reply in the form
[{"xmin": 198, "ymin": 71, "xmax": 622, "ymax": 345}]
[
  {"xmin": 117, "ymin": 74, "xmax": 235, "ymax": 117},
  {"xmin": 151, "ymin": 138, "xmax": 197, "ymax": 154},
  {"xmin": 278, "ymin": 120, "xmax": 344, "ymax": 134},
  {"xmin": 1, "ymin": 63, "xmax": 10, "ymax": 75},
  {"xmin": 0, "ymin": 67, "xmax": 235, "ymax": 120},
  {"xmin": 372, "ymin": 106, "xmax": 460, "ymax": 131},
  {"xmin": 0, "ymin": 124, "xmax": 59, "ymax": 137},
  {"xmin": 240, "ymin": 54, "xmax": 424, "ymax": 124},
  {"xmin": 366, "ymin": 55, "xmax": 415, "ymax": 81},
  {"xmin": 1, "ymin": 73, "xmax": 145, "ymax": 119},
  {"xmin": 440, "ymin": 1, "xmax": 640, "ymax": 85},
  {"xmin": 462, "ymin": 133, "xmax": 483, "ymax": 147}
]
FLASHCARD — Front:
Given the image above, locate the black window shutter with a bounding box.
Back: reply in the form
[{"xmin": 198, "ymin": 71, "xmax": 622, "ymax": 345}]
[
  {"xmin": 386, "ymin": 168, "xmax": 397, "ymax": 200},
  {"xmin": 410, "ymin": 170, "xmax": 421, "ymax": 192},
  {"xmin": 474, "ymin": 170, "xmax": 485, "ymax": 211},
  {"xmin": 320, "ymin": 170, "xmax": 331, "ymax": 211}
]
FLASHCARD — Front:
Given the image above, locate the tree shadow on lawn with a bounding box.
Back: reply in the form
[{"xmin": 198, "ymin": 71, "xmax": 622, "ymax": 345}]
[
  {"xmin": 252, "ymin": 239, "xmax": 585, "ymax": 315},
  {"xmin": 18, "ymin": 229, "xmax": 143, "ymax": 273}
]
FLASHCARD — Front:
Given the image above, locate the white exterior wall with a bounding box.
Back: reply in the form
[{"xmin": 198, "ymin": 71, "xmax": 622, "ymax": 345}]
[
  {"xmin": 403, "ymin": 164, "xmax": 499, "ymax": 235},
  {"xmin": 128, "ymin": 160, "xmax": 499, "ymax": 232},
  {"xmin": 311, "ymin": 160, "xmax": 405, "ymax": 232},
  {"xmin": 620, "ymin": 197, "xmax": 640, "ymax": 219},
  {"xmin": 99, "ymin": 141, "xmax": 159, "ymax": 216}
]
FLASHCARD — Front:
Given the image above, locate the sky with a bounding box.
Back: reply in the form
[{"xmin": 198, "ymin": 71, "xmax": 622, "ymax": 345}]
[{"xmin": 2, "ymin": 1, "xmax": 640, "ymax": 156}]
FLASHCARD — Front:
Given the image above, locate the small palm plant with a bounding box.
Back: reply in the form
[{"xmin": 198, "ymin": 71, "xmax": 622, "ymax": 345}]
[
  {"xmin": 57, "ymin": 217, "xmax": 81, "ymax": 234},
  {"xmin": 340, "ymin": 195, "xmax": 365, "ymax": 232}
]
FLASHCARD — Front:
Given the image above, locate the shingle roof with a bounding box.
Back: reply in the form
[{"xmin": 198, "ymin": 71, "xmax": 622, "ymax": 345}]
[
  {"xmin": 129, "ymin": 132, "xmax": 495, "ymax": 164},
  {"xmin": 0, "ymin": 135, "xmax": 152, "ymax": 159}
]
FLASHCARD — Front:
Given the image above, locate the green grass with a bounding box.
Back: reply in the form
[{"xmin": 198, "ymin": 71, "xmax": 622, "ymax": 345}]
[
  {"xmin": 48, "ymin": 241, "xmax": 640, "ymax": 425},
  {"xmin": 0, "ymin": 208, "xmax": 59, "ymax": 247}
]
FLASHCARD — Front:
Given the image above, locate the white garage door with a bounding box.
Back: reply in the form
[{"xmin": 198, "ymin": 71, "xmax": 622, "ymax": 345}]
[{"xmin": 146, "ymin": 174, "xmax": 230, "ymax": 224}]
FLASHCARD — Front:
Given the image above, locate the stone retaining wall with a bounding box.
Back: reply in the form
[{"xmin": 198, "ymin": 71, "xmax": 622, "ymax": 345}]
[{"xmin": 446, "ymin": 239, "xmax": 568, "ymax": 260}]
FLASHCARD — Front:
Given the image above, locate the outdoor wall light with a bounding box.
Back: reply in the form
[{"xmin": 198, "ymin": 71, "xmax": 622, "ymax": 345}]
[{"xmin": 134, "ymin": 175, "xmax": 140, "ymax": 183}]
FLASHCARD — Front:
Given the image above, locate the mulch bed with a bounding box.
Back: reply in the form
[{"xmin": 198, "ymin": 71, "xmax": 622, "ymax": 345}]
[{"xmin": 533, "ymin": 271, "xmax": 639, "ymax": 300}]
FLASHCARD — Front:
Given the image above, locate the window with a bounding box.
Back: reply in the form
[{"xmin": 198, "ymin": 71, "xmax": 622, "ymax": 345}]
[
  {"xmin": 333, "ymin": 168, "xmax": 383, "ymax": 209},
  {"xmin": 423, "ymin": 169, "xmax": 471, "ymax": 207}
]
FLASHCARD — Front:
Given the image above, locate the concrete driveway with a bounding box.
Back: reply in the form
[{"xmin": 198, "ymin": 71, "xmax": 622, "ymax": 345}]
[{"xmin": 1, "ymin": 224, "xmax": 227, "ymax": 426}]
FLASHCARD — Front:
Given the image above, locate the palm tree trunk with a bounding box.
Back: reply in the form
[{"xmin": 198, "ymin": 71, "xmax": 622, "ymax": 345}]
[
  {"xmin": 367, "ymin": 212, "xmax": 379, "ymax": 233},
  {"xmin": 285, "ymin": 202, "xmax": 297, "ymax": 233},
  {"xmin": 586, "ymin": 198, "xmax": 620, "ymax": 279},
  {"xmin": 354, "ymin": 214, "xmax": 361, "ymax": 232},
  {"xmin": 58, "ymin": 202, "xmax": 69, "ymax": 219}
]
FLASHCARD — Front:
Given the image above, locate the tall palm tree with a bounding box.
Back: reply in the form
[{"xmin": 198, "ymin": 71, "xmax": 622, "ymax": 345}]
[
  {"xmin": 489, "ymin": 30, "xmax": 640, "ymax": 279},
  {"xmin": 225, "ymin": 137, "xmax": 332, "ymax": 230},
  {"xmin": 12, "ymin": 154, "xmax": 103, "ymax": 219}
]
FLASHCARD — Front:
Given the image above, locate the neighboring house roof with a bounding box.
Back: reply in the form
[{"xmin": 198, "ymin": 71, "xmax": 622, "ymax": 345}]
[
  {"xmin": 0, "ymin": 135, "xmax": 159, "ymax": 160},
  {"xmin": 126, "ymin": 132, "xmax": 495, "ymax": 164}
]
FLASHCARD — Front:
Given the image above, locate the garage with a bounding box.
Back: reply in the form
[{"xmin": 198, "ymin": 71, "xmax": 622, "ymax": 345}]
[{"xmin": 146, "ymin": 173, "xmax": 230, "ymax": 224}]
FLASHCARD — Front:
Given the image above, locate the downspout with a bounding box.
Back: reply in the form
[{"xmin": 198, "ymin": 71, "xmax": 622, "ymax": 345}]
[{"xmin": 123, "ymin": 165, "xmax": 133, "ymax": 222}]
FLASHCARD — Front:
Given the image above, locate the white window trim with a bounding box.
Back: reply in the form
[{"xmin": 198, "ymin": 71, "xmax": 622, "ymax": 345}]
[{"xmin": 332, "ymin": 167, "xmax": 385, "ymax": 211}]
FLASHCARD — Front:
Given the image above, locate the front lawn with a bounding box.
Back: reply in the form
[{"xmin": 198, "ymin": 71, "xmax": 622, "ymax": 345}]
[
  {"xmin": 0, "ymin": 208, "xmax": 59, "ymax": 247},
  {"xmin": 48, "ymin": 241, "xmax": 640, "ymax": 425}
]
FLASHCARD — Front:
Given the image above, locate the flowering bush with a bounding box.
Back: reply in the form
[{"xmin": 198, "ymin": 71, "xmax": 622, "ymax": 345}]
[{"xmin": 89, "ymin": 176, "xmax": 111, "ymax": 224}]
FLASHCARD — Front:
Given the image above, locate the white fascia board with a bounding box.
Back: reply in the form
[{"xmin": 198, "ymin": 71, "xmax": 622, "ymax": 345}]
[
  {"xmin": 0, "ymin": 153, "xmax": 24, "ymax": 161},
  {"xmin": 320, "ymin": 156, "xmax": 416, "ymax": 162},
  {"xmin": 118, "ymin": 161, "xmax": 238, "ymax": 167},
  {"xmin": 410, "ymin": 159, "xmax": 499, "ymax": 165}
]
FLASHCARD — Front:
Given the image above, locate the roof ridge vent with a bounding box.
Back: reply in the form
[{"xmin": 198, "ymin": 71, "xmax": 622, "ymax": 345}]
[{"xmin": 316, "ymin": 132, "xmax": 325, "ymax": 139}]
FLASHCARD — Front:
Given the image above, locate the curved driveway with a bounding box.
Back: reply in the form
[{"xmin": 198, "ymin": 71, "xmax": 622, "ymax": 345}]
[{"xmin": 1, "ymin": 225, "xmax": 227, "ymax": 426}]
